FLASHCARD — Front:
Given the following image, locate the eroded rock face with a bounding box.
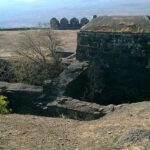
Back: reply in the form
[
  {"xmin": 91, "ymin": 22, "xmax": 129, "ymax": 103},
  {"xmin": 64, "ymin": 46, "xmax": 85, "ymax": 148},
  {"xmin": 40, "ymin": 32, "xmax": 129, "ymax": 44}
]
[
  {"xmin": 43, "ymin": 60, "xmax": 89, "ymax": 98},
  {"xmin": 36, "ymin": 96, "xmax": 117, "ymax": 120}
]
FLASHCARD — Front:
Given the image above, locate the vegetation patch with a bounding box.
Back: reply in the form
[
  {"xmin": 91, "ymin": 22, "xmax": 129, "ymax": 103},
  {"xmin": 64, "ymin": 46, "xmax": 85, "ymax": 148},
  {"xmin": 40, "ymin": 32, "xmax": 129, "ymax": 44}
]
[
  {"xmin": 12, "ymin": 58, "xmax": 63, "ymax": 86},
  {"xmin": 0, "ymin": 95, "xmax": 11, "ymax": 114},
  {"xmin": 0, "ymin": 30, "xmax": 64, "ymax": 85}
]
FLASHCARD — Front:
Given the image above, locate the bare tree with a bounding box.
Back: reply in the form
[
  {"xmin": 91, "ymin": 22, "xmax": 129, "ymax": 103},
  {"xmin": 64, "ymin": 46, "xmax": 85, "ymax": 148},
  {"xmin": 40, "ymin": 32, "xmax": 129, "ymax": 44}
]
[
  {"xmin": 13, "ymin": 29, "xmax": 63, "ymax": 85},
  {"xmin": 16, "ymin": 30, "xmax": 61, "ymax": 64}
]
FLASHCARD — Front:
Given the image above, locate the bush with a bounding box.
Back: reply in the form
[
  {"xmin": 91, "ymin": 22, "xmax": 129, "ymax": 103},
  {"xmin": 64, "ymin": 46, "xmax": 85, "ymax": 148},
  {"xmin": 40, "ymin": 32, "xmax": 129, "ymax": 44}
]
[
  {"xmin": 13, "ymin": 30, "xmax": 63, "ymax": 85},
  {"xmin": 0, "ymin": 95, "xmax": 11, "ymax": 114},
  {"xmin": 0, "ymin": 59, "xmax": 15, "ymax": 82},
  {"xmin": 12, "ymin": 59, "xmax": 63, "ymax": 85}
]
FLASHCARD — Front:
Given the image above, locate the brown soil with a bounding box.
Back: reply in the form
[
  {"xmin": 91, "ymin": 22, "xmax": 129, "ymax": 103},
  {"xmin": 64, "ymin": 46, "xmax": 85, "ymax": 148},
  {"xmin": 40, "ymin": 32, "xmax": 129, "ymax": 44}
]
[{"xmin": 0, "ymin": 101, "xmax": 150, "ymax": 150}]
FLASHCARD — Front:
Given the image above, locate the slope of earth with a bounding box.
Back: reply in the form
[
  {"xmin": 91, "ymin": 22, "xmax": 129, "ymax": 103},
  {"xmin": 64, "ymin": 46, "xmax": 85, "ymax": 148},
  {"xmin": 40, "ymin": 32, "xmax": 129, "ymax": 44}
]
[
  {"xmin": 0, "ymin": 101, "xmax": 150, "ymax": 150},
  {"xmin": 0, "ymin": 29, "xmax": 78, "ymax": 58}
]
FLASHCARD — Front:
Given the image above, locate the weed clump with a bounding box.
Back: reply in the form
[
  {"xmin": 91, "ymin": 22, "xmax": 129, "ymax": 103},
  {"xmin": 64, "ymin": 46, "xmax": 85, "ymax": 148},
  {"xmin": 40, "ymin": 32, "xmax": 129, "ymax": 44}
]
[{"xmin": 0, "ymin": 95, "xmax": 11, "ymax": 114}]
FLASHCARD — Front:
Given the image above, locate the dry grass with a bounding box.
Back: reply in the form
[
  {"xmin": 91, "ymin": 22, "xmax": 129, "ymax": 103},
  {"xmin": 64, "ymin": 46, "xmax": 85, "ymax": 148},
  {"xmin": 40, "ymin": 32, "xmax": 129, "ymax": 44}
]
[
  {"xmin": 0, "ymin": 29, "xmax": 78, "ymax": 58},
  {"xmin": 0, "ymin": 101, "xmax": 150, "ymax": 150}
]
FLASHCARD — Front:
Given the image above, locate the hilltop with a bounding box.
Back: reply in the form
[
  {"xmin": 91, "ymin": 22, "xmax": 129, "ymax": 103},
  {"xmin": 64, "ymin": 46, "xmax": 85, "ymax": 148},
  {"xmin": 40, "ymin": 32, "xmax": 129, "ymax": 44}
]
[
  {"xmin": 0, "ymin": 28, "xmax": 150, "ymax": 150},
  {"xmin": 0, "ymin": 101, "xmax": 150, "ymax": 150}
]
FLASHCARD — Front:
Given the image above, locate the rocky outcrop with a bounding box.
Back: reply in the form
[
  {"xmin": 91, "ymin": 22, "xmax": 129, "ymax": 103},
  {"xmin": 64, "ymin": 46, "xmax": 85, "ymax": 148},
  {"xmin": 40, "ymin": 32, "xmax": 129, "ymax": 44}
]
[
  {"xmin": 36, "ymin": 96, "xmax": 118, "ymax": 120},
  {"xmin": 116, "ymin": 129, "xmax": 150, "ymax": 148},
  {"xmin": 0, "ymin": 81, "xmax": 43, "ymax": 114},
  {"xmin": 0, "ymin": 81, "xmax": 42, "ymax": 92},
  {"xmin": 43, "ymin": 60, "xmax": 88, "ymax": 98}
]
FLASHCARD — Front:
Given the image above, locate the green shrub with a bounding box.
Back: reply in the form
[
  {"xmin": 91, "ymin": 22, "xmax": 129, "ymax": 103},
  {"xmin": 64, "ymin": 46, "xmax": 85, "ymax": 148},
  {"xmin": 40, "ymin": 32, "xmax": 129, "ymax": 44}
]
[{"xmin": 0, "ymin": 95, "xmax": 11, "ymax": 114}]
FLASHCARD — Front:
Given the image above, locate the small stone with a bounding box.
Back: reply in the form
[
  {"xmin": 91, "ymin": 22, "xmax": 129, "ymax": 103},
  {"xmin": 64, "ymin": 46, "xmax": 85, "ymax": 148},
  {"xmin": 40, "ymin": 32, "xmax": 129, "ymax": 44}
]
[{"xmin": 108, "ymin": 131, "xmax": 112, "ymax": 134}]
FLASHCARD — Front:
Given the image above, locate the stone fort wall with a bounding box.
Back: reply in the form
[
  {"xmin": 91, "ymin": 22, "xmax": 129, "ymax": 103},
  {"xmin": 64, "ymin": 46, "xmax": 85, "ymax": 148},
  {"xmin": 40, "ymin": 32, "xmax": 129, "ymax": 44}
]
[
  {"xmin": 50, "ymin": 17, "xmax": 90, "ymax": 30},
  {"xmin": 76, "ymin": 31, "xmax": 150, "ymax": 61},
  {"xmin": 76, "ymin": 31, "xmax": 150, "ymax": 104}
]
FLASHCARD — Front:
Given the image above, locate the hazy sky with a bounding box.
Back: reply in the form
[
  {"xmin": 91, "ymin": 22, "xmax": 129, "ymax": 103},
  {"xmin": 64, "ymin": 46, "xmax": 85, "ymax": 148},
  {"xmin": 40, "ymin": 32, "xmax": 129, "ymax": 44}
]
[{"xmin": 0, "ymin": 0, "xmax": 150, "ymax": 28}]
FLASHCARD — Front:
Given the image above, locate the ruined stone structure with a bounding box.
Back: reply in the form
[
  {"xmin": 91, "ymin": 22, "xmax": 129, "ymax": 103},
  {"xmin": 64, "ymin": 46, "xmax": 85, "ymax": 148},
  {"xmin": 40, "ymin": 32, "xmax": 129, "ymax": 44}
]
[
  {"xmin": 50, "ymin": 17, "xmax": 89, "ymax": 30},
  {"xmin": 75, "ymin": 16, "xmax": 150, "ymax": 104},
  {"xmin": 45, "ymin": 16, "xmax": 150, "ymax": 105},
  {"xmin": 80, "ymin": 17, "xmax": 90, "ymax": 27},
  {"xmin": 70, "ymin": 17, "xmax": 80, "ymax": 29},
  {"xmin": 60, "ymin": 17, "xmax": 69, "ymax": 29},
  {"xmin": 50, "ymin": 17, "xmax": 60, "ymax": 29},
  {"xmin": 77, "ymin": 16, "xmax": 150, "ymax": 60},
  {"xmin": 4, "ymin": 16, "xmax": 150, "ymax": 119}
]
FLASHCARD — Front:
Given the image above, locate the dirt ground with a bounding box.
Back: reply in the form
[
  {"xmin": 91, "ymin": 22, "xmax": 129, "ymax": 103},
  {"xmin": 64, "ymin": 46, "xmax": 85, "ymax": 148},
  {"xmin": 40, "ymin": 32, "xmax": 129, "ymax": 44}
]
[
  {"xmin": 0, "ymin": 101, "xmax": 150, "ymax": 150},
  {"xmin": 0, "ymin": 29, "xmax": 78, "ymax": 58}
]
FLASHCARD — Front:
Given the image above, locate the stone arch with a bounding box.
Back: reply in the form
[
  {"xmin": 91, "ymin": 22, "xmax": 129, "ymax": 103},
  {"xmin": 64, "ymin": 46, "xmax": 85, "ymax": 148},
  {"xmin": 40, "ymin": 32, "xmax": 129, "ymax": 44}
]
[
  {"xmin": 70, "ymin": 17, "xmax": 80, "ymax": 29},
  {"xmin": 80, "ymin": 17, "xmax": 89, "ymax": 27},
  {"xmin": 60, "ymin": 18, "xmax": 69, "ymax": 29},
  {"xmin": 50, "ymin": 18, "xmax": 60, "ymax": 29}
]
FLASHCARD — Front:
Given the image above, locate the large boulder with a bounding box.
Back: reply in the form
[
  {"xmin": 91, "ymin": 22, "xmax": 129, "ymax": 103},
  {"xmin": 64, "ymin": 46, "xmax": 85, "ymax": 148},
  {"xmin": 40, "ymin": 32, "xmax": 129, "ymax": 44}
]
[{"xmin": 36, "ymin": 96, "xmax": 117, "ymax": 120}]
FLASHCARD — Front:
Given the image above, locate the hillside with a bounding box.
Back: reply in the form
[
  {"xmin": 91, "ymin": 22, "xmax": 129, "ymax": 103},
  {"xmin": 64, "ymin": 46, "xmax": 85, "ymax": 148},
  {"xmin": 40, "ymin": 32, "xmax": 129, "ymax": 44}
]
[
  {"xmin": 0, "ymin": 101, "xmax": 150, "ymax": 150},
  {"xmin": 0, "ymin": 29, "xmax": 78, "ymax": 58}
]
